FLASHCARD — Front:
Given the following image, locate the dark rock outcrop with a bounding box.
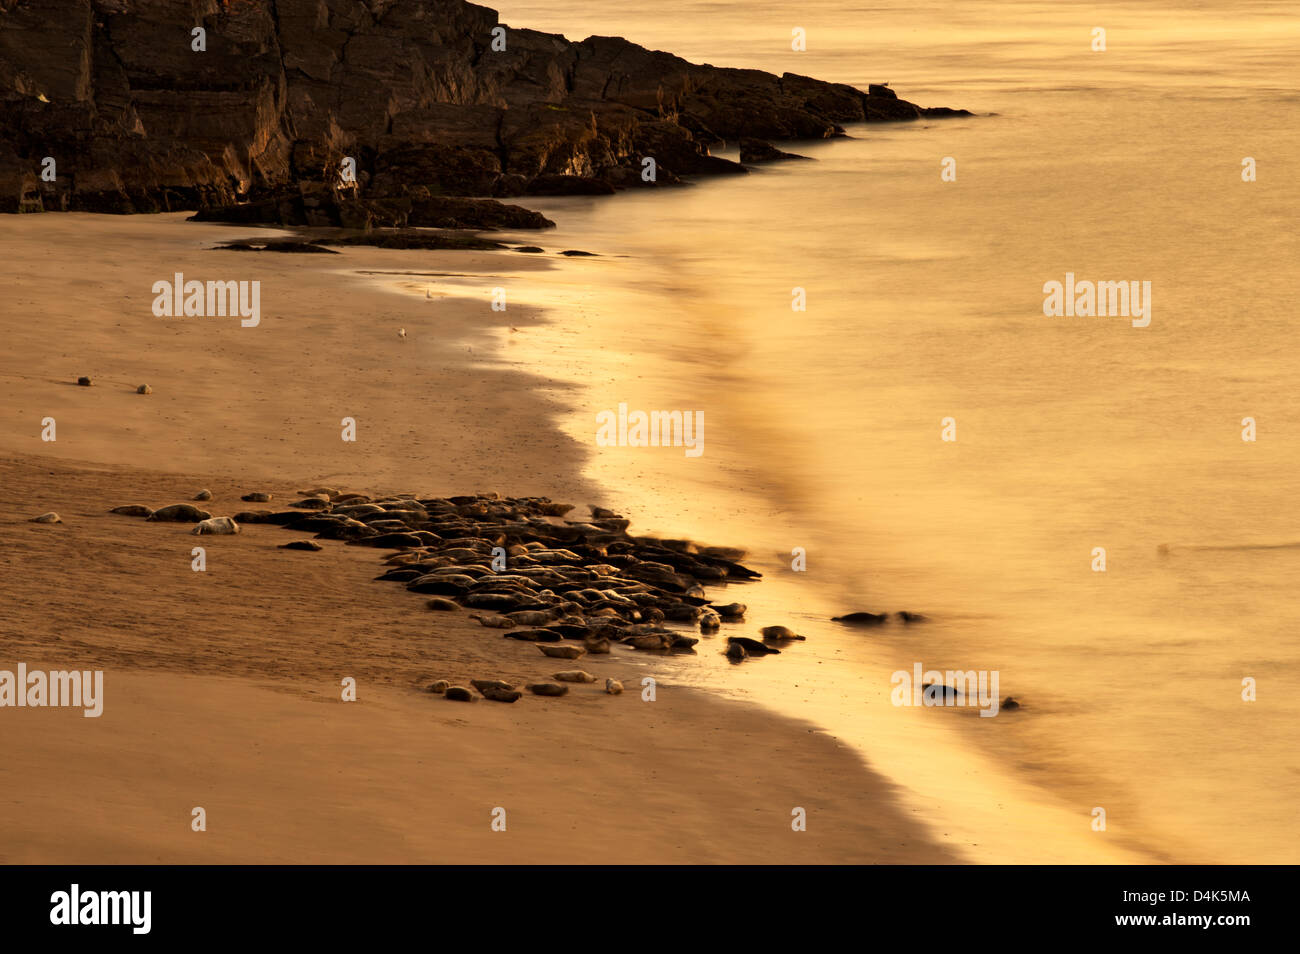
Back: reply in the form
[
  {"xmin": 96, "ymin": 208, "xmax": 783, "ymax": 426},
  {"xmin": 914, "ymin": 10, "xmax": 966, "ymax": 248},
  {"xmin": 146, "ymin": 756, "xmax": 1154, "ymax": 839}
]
[{"xmin": 0, "ymin": 0, "xmax": 970, "ymax": 223}]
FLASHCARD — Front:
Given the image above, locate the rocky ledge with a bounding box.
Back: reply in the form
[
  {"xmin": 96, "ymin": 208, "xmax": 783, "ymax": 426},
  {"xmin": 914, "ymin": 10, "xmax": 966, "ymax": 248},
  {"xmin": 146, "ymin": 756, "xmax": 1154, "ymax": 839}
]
[{"xmin": 0, "ymin": 0, "xmax": 969, "ymax": 228}]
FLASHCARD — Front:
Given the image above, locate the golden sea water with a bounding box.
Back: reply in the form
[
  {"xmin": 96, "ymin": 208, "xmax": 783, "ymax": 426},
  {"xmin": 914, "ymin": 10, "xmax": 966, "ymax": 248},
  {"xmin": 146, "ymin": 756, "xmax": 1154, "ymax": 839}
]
[{"xmin": 463, "ymin": 0, "xmax": 1300, "ymax": 862}]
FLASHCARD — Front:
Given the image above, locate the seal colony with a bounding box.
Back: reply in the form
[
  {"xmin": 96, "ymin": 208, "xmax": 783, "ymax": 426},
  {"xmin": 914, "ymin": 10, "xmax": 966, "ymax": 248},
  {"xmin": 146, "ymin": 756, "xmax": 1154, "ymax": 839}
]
[
  {"xmin": 105, "ymin": 489, "xmax": 950, "ymax": 705},
  {"xmin": 106, "ymin": 489, "xmax": 825, "ymax": 703}
]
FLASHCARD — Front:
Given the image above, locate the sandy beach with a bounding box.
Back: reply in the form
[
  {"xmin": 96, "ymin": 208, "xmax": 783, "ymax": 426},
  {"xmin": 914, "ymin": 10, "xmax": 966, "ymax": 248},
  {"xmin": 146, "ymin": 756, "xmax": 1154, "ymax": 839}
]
[{"xmin": 0, "ymin": 214, "xmax": 958, "ymax": 863}]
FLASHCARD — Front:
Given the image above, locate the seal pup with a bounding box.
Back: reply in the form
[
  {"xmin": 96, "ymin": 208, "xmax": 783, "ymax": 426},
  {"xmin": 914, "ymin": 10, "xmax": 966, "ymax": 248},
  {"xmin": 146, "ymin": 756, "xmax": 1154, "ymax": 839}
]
[
  {"xmin": 553, "ymin": 670, "xmax": 597, "ymax": 683},
  {"xmin": 831, "ymin": 612, "xmax": 887, "ymax": 626},
  {"xmin": 538, "ymin": 645, "xmax": 584, "ymax": 660},
  {"xmin": 605, "ymin": 679, "xmax": 623, "ymax": 695},
  {"xmin": 760, "ymin": 626, "xmax": 805, "ymax": 641},
  {"xmin": 30, "ymin": 512, "xmax": 61, "ymax": 524},
  {"xmin": 194, "ymin": 489, "xmax": 213, "ymax": 501}
]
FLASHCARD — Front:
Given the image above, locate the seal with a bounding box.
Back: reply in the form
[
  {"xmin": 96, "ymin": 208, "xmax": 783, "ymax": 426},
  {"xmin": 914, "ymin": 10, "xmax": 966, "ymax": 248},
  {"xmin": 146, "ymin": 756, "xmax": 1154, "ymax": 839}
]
[
  {"xmin": 426, "ymin": 680, "xmax": 451, "ymax": 694},
  {"xmin": 482, "ymin": 687, "xmax": 522, "ymax": 703},
  {"xmin": 241, "ymin": 492, "xmax": 273, "ymax": 503},
  {"xmin": 30, "ymin": 512, "xmax": 61, "ymax": 524},
  {"xmin": 553, "ymin": 670, "xmax": 596, "ymax": 683},
  {"xmin": 444, "ymin": 686, "xmax": 476, "ymax": 702},
  {"xmin": 136, "ymin": 384, "xmax": 152, "ymax": 395},
  {"xmin": 469, "ymin": 613, "xmax": 515, "ymax": 629},
  {"xmin": 192, "ymin": 516, "xmax": 240, "ymax": 535},
  {"xmin": 194, "ymin": 490, "xmax": 213, "ymax": 501},
  {"xmin": 1002, "ymin": 696, "xmax": 1021, "ymax": 710},
  {"xmin": 147, "ymin": 504, "xmax": 212, "ymax": 523},
  {"xmin": 896, "ymin": 611, "xmax": 928, "ymax": 624},
  {"xmin": 726, "ymin": 636, "xmax": 779, "ymax": 655},
  {"xmin": 280, "ymin": 540, "xmax": 322, "ymax": 551},
  {"xmin": 583, "ymin": 636, "xmax": 612, "ymax": 654},
  {"xmin": 507, "ymin": 610, "xmax": 554, "ymax": 627},
  {"xmin": 538, "ymin": 645, "xmax": 584, "ymax": 660},
  {"xmin": 503, "ymin": 628, "xmax": 562, "ymax": 642},
  {"xmin": 471, "ymin": 679, "xmax": 515, "ymax": 693},
  {"xmin": 711, "ymin": 603, "xmax": 746, "ymax": 620},
  {"xmin": 425, "ymin": 597, "xmax": 459, "ymax": 611},
  {"xmin": 526, "ymin": 682, "xmax": 569, "ymax": 697},
  {"xmin": 109, "ymin": 505, "xmax": 153, "ymax": 517},
  {"xmin": 605, "ymin": 678, "xmax": 624, "ymax": 695},
  {"xmin": 760, "ymin": 625, "xmax": 805, "ymax": 641},
  {"xmin": 626, "ymin": 633, "xmax": 672, "ymax": 651},
  {"xmin": 726, "ymin": 642, "xmax": 747, "ymax": 661},
  {"xmin": 831, "ymin": 612, "xmax": 887, "ymax": 626},
  {"xmin": 76, "ymin": 376, "xmax": 91, "ymax": 386}
]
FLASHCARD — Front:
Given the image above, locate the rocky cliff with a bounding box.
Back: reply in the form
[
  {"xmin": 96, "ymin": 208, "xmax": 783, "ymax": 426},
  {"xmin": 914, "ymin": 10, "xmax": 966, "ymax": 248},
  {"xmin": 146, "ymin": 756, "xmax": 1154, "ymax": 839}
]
[{"xmin": 0, "ymin": 0, "xmax": 968, "ymax": 225}]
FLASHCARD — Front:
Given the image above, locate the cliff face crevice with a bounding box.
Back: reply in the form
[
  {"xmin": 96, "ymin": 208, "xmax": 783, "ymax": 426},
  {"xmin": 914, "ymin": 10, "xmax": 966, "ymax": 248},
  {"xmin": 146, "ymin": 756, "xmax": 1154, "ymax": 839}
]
[{"xmin": 0, "ymin": 0, "xmax": 969, "ymax": 223}]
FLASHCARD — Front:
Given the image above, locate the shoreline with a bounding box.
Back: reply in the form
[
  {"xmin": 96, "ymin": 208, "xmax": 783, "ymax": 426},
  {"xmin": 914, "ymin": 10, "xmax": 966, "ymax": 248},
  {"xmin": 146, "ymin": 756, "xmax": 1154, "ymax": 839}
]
[{"xmin": 0, "ymin": 213, "xmax": 959, "ymax": 863}]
